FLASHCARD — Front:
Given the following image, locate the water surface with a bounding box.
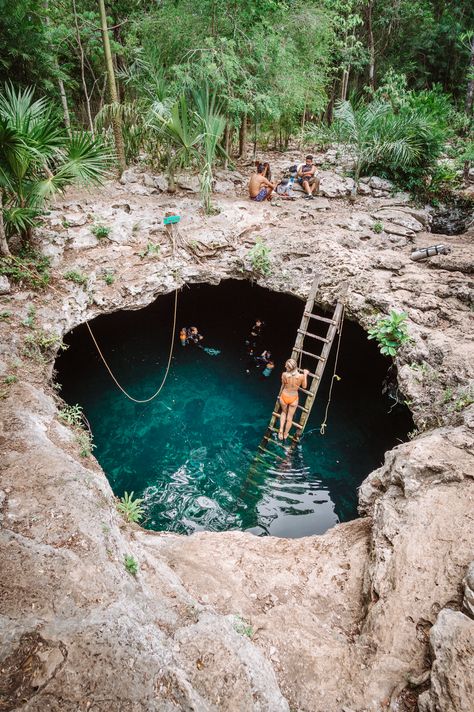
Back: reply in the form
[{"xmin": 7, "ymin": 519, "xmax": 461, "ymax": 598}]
[{"xmin": 56, "ymin": 281, "xmax": 412, "ymax": 537}]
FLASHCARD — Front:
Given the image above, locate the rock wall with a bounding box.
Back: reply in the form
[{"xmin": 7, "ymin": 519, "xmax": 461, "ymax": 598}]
[{"xmin": 0, "ymin": 170, "xmax": 473, "ymax": 711}]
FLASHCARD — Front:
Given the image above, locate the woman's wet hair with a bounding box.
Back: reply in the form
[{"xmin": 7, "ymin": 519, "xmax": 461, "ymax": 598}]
[{"xmin": 285, "ymin": 358, "xmax": 297, "ymax": 371}]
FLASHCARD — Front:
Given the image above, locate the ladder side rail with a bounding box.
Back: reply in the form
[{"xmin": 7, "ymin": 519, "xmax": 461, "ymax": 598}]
[
  {"xmin": 296, "ymin": 299, "xmax": 345, "ymax": 433},
  {"xmin": 290, "ymin": 275, "xmax": 321, "ymax": 362}
]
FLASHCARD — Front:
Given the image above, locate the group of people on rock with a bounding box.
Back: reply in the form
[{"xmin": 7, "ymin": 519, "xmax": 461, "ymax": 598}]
[{"xmin": 248, "ymin": 155, "xmax": 320, "ymax": 203}]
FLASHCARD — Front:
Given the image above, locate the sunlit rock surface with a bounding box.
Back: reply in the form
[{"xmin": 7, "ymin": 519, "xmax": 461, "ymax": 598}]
[{"xmin": 0, "ymin": 158, "xmax": 473, "ymax": 711}]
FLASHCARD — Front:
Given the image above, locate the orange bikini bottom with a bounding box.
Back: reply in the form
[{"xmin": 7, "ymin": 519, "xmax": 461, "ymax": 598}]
[{"xmin": 280, "ymin": 393, "xmax": 298, "ymax": 406}]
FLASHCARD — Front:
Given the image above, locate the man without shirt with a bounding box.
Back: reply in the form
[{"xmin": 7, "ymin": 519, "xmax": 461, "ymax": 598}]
[{"xmin": 249, "ymin": 163, "xmax": 276, "ymax": 202}]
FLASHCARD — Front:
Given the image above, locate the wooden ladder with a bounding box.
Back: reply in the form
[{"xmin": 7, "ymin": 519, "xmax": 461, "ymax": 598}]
[{"xmin": 255, "ymin": 275, "xmax": 346, "ymax": 465}]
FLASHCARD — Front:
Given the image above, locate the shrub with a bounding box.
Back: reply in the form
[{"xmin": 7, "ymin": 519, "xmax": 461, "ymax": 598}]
[
  {"xmin": 64, "ymin": 270, "xmax": 88, "ymax": 286},
  {"xmin": 22, "ymin": 305, "xmax": 36, "ymax": 328},
  {"xmin": 138, "ymin": 242, "xmax": 160, "ymax": 259},
  {"xmin": 0, "ymin": 250, "xmax": 51, "ymax": 290},
  {"xmin": 23, "ymin": 329, "xmax": 67, "ymax": 361},
  {"xmin": 368, "ymin": 311, "xmax": 410, "ymax": 356},
  {"xmin": 58, "ymin": 403, "xmax": 84, "ymax": 427},
  {"xmin": 102, "ymin": 270, "xmax": 115, "ymax": 285},
  {"xmin": 117, "ymin": 491, "xmax": 144, "ymax": 523},
  {"xmin": 124, "ymin": 554, "xmax": 139, "ymax": 576},
  {"xmin": 3, "ymin": 375, "xmax": 17, "ymax": 384},
  {"xmin": 91, "ymin": 224, "xmax": 111, "ymax": 240},
  {"xmin": 233, "ymin": 616, "xmax": 253, "ymax": 638},
  {"xmin": 248, "ymin": 238, "xmax": 271, "ymax": 276},
  {"xmin": 75, "ymin": 431, "xmax": 95, "ymax": 458},
  {"xmin": 372, "ymin": 221, "xmax": 384, "ymax": 234}
]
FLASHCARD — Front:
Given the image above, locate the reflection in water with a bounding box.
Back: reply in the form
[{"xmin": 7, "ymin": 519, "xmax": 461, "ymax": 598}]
[{"xmin": 55, "ymin": 281, "xmax": 412, "ymax": 538}]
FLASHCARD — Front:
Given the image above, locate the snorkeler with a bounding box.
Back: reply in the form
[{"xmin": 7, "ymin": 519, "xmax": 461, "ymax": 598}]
[
  {"xmin": 255, "ymin": 350, "xmax": 272, "ymax": 369},
  {"xmin": 262, "ymin": 360, "xmax": 274, "ymax": 378},
  {"xmin": 179, "ymin": 328, "xmax": 188, "ymax": 346},
  {"xmin": 278, "ymin": 359, "xmax": 308, "ymax": 440},
  {"xmin": 186, "ymin": 326, "xmax": 203, "ymax": 345},
  {"xmin": 245, "ymin": 319, "xmax": 265, "ymax": 351},
  {"xmin": 262, "ymin": 360, "xmax": 275, "ymax": 378}
]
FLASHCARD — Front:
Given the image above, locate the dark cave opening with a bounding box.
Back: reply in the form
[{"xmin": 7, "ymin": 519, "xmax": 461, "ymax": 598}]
[{"xmin": 55, "ymin": 279, "xmax": 413, "ymax": 538}]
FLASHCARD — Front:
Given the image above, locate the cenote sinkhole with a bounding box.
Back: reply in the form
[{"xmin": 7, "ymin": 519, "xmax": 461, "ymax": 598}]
[{"xmin": 55, "ymin": 280, "xmax": 413, "ymax": 538}]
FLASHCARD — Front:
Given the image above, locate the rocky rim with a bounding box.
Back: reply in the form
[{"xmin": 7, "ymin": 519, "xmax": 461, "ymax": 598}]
[{"xmin": 0, "ymin": 154, "xmax": 473, "ymax": 712}]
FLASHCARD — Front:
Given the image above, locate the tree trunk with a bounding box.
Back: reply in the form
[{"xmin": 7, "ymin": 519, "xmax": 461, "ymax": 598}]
[
  {"xmin": 238, "ymin": 114, "xmax": 247, "ymax": 157},
  {"xmin": 325, "ymin": 81, "xmax": 337, "ymax": 124},
  {"xmin": 98, "ymin": 0, "xmax": 126, "ymax": 174},
  {"xmin": 0, "ymin": 208, "xmax": 10, "ymax": 257},
  {"xmin": 58, "ymin": 79, "xmax": 72, "ymax": 136},
  {"xmin": 223, "ymin": 122, "xmax": 230, "ymax": 168},
  {"xmin": 465, "ymin": 34, "xmax": 474, "ymax": 115},
  {"xmin": 340, "ymin": 68, "xmax": 350, "ymax": 101},
  {"xmin": 366, "ymin": 1, "xmax": 375, "ymax": 90},
  {"xmin": 73, "ymin": 0, "xmax": 94, "ymax": 135},
  {"xmin": 253, "ymin": 115, "xmax": 258, "ymax": 160},
  {"xmin": 238, "ymin": 115, "xmax": 246, "ymax": 157},
  {"xmin": 43, "ymin": 0, "xmax": 72, "ymax": 136}
]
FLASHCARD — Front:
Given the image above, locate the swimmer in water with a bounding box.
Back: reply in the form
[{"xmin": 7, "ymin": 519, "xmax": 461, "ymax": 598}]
[
  {"xmin": 187, "ymin": 326, "xmax": 203, "ymax": 344},
  {"xmin": 278, "ymin": 359, "xmax": 308, "ymax": 440},
  {"xmin": 179, "ymin": 328, "xmax": 188, "ymax": 346},
  {"xmin": 262, "ymin": 360, "xmax": 274, "ymax": 378}
]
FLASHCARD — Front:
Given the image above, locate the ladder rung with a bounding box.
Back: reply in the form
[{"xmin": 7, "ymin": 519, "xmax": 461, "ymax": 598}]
[
  {"xmin": 270, "ymin": 422, "xmax": 302, "ymax": 433},
  {"xmin": 306, "ymin": 371, "xmax": 320, "ymax": 379},
  {"xmin": 262, "ymin": 435, "xmax": 287, "ymax": 451},
  {"xmin": 258, "ymin": 444, "xmax": 283, "ymax": 458},
  {"xmin": 272, "ymin": 404, "xmax": 308, "ymax": 418},
  {"xmin": 304, "ymin": 312, "xmax": 337, "ymax": 325},
  {"xmin": 297, "ymin": 329, "xmax": 329, "ymax": 343},
  {"xmin": 294, "ymin": 347, "xmax": 325, "ymax": 361},
  {"xmin": 299, "ymin": 387, "xmax": 313, "ymax": 396}
]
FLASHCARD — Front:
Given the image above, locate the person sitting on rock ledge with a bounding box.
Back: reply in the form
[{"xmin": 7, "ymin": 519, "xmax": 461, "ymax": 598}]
[
  {"xmin": 249, "ymin": 163, "xmax": 276, "ymax": 202},
  {"xmin": 297, "ymin": 155, "xmax": 320, "ymax": 200}
]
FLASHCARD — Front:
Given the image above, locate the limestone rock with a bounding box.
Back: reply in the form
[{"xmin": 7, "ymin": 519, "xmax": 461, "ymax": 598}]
[
  {"xmin": 319, "ymin": 173, "xmax": 356, "ymax": 198},
  {"xmin": 62, "ymin": 212, "xmax": 89, "ymax": 227},
  {"xmin": 142, "ymin": 173, "xmax": 155, "ymax": 188},
  {"xmin": 177, "ymin": 174, "xmax": 201, "ymax": 193},
  {"xmin": 383, "ymin": 223, "xmax": 415, "ymax": 238},
  {"xmin": 418, "ymin": 609, "xmax": 474, "ymax": 712},
  {"xmin": 357, "ymin": 182, "xmax": 372, "ymax": 196},
  {"xmin": 372, "ymin": 208, "xmax": 425, "ymax": 232},
  {"xmin": 306, "ymin": 197, "xmax": 331, "ymax": 210},
  {"xmin": 463, "ymin": 561, "xmax": 474, "ymax": 617},
  {"xmin": 0, "ymin": 275, "xmax": 11, "ymax": 294},
  {"xmin": 368, "ymin": 176, "xmax": 394, "ymax": 192},
  {"xmin": 119, "ymin": 168, "xmax": 138, "ymax": 184},
  {"xmin": 154, "ymin": 174, "xmax": 168, "ymax": 192}
]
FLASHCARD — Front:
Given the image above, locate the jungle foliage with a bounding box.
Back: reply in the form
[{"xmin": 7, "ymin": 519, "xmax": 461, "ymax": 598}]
[{"xmin": 0, "ymin": 0, "xmax": 473, "ymax": 250}]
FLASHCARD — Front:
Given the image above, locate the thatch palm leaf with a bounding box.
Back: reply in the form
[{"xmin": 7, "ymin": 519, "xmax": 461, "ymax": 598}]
[{"xmin": 0, "ymin": 84, "xmax": 113, "ymax": 254}]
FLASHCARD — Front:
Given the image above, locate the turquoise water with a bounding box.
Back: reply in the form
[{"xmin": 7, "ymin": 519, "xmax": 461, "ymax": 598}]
[{"xmin": 56, "ymin": 281, "xmax": 412, "ymax": 537}]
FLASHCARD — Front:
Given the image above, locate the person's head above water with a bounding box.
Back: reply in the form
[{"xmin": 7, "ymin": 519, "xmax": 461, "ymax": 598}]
[
  {"xmin": 285, "ymin": 358, "xmax": 298, "ymax": 372},
  {"xmin": 190, "ymin": 326, "xmax": 198, "ymax": 334}
]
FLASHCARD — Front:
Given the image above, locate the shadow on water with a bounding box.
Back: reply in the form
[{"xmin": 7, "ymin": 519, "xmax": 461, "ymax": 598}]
[{"xmin": 55, "ymin": 280, "xmax": 413, "ymax": 538}]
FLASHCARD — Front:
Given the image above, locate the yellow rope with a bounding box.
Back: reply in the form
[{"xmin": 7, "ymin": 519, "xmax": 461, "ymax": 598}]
[
  {"xmin": 86, "ymin": 287, "xmax": 178, "ymax": 404},
  {"xmin": 320, "ymin": 303, "xmax": 345, "ymax": 435}
]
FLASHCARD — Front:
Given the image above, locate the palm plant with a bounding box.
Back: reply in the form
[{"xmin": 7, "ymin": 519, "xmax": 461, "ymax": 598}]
[
  {"xmin": 308, "ymin": 99, "xmax": 440, "ymax": 196},
  {"xmin": 0, "ymin": 84, "xmax": 113, "ymax": 256},
  {"xmin": 147, "ymin": 95, "xmax": 202, "ymax": 193},
  {"xmin": 193, "ymin": 85, "xmax": 226, "ymax": 214}
]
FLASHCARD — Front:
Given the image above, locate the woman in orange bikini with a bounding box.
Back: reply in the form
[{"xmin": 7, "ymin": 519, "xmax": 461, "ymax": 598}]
[{"xmin": 279, "ymin": 359, "xmax": 308, "ymax": 440}]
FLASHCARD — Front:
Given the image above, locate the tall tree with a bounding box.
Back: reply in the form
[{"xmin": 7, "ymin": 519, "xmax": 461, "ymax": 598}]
[{"xmin": 98, "ymin": 0, "xmax": 126, "ymax": 173}]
